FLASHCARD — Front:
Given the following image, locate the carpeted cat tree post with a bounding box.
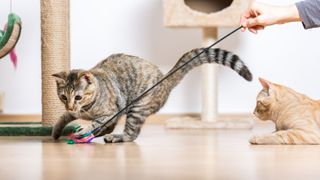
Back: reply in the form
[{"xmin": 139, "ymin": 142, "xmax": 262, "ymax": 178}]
[
  {"xmin": 164, "ymin": 0, "xmax": 253, "ymax": 129},
  {"xmin": 41, "ymin": 0, "xmax": 70, "ymax": 127}
]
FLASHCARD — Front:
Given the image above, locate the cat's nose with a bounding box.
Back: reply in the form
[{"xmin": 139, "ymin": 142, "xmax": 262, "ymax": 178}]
[{"xmin": 67, "ymin": 103, "xmax": 74, "ymax": 111}]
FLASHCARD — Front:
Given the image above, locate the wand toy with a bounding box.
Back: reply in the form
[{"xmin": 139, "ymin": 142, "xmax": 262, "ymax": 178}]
[{"xmin": 66, "ymin": 26, "xmax": 243, "ymax": 144}]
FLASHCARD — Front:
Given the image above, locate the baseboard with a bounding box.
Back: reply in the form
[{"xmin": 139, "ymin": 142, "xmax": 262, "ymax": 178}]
[{"xmin": 0, "ymin": 114, "xmax": 41, "ymax": 123}]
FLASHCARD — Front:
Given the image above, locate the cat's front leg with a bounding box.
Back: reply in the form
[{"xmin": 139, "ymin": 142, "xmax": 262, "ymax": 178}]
[
  {"xmin": 250, "ymin": 129, "xmax": 320, "ymax": 145},
  {"xmin": 104, "ymin": 112, "xmax": 145, "ymax": 143},
  {"xmin": 52, "ymin": 113, "xmax": 76, "ymax": 140}
]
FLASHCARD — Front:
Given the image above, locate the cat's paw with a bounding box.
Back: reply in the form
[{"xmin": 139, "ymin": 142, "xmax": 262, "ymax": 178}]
[
  {"xmin": 103, "ymin": 134, "xmax": 134, "ymax": 143},
  {"xmin": 104, "ymin": 134, "xmax": 124, "ymax": 143},
  {"xmin": 52, "ymin": 132, "xmax": 61, "ymax": 140},
  {"xmin": 249, "ymin": 136, "xmax": 261, "ymax": 145},
  {"xmin": 52, "ymin": 126, "xmax": 61, "ymax": 140},
  {"xmin": 249, "ymin": 135, "xmax": 273, "ymax": 145}
]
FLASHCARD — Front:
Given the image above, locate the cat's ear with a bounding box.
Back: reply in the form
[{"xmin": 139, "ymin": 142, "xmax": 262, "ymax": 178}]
[
  {"xmin": 52, "ymin": 71, "xmax": 67, "ymax": 85},
  {"xmin": 78, "ymin": 71, "xmax": 94, "ymax": 84},
  {"xmin": 259, "ymin": 77, "xmax": 272, "ymax": 90}
]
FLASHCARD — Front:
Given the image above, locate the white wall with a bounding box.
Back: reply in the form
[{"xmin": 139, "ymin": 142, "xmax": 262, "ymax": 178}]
[{"xmin": 0, "ymin": 0, "xmax": 319, "ymax": 115}]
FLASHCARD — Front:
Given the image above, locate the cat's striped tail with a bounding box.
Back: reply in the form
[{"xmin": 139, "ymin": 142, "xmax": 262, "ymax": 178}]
[{"xmin": 164, "ymin": 48, "xmax": 252, "ymax": 90}]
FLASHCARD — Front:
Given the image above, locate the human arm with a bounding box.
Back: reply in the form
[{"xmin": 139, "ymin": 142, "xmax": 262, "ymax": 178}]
[{"xmin": 240, "ymin": 1, "xmax": 301, "ymax": 33}]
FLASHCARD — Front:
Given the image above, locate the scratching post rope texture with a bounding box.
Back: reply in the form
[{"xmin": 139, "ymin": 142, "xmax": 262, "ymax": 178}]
[{"xmin": 41, "ymin": 0, "xmax": 70, "ymax": 126}]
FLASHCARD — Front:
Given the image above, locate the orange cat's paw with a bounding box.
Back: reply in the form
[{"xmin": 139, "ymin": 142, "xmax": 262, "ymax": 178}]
[
  {"xmin": 249, "ymin": 136, "xmax": 260, "ymax": 145},
  {"xmin": 249, "ymin": 135, "xmax": 276, "ymax": 145}
]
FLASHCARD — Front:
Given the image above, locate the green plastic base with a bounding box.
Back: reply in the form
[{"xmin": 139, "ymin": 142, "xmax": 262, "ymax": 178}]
[{"xmin": 0, "ymin": 126, "xmax": 74, "ymax": 136}]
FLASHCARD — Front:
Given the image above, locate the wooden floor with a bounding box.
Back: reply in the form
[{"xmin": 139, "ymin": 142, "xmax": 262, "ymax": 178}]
[{"xmin": 0, "ymin": 122, "xmax": 319, "ymax": 180}]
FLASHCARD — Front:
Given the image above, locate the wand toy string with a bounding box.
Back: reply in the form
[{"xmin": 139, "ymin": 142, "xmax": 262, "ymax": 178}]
[{"xmin": 74, "ymin": 26, "xmax": 243, "ymax": 140}]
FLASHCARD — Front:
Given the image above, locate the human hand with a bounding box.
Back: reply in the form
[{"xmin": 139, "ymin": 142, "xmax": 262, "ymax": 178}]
[{"xmin": 240, "ymin": 1, "xmax": 301, "ymax": 33}]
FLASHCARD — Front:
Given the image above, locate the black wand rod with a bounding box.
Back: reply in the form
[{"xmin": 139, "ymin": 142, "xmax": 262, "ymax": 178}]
[{"xmin": 91, "ymin": 26, "xmax": 243, "ymax": 135}]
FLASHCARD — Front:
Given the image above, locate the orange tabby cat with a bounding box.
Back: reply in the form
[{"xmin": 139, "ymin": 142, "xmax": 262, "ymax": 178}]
[{"xmin": 251, "ymin": 78, "xmax": 320, "ymax": 145}]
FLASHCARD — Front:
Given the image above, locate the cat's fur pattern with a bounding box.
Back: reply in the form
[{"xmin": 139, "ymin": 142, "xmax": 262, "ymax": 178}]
[
  {"xmin": 251, "ymin": 78, "xmax": 320, "ymax": 145},
  {"xmin": 52, "ymin": 48, "xmax": 252, "ymax": 143}
]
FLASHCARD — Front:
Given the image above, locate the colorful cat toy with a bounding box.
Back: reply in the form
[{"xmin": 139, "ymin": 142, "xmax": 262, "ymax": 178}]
[{"xmin": 66, "ymin": 125, "xmax": 95, "ymax": 144}]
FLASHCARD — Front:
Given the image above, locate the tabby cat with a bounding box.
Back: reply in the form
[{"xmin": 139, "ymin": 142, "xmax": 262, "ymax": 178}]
[
  {"xmin": 52, "ymin": 48, "xmax": 252, "ymax": 143},
  {"xmin": 251, "ymin": 78, "xmax": 320, "ymax": 145}
]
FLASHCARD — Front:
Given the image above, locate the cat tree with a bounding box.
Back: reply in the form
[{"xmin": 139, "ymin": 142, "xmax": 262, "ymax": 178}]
[
  {"xmin": 0, "ymin": 0, "xmax": 72, "ymax": 135},
  {"xmin": 164, "ymin": 0, "xmax": 253, "ymax": 129}
]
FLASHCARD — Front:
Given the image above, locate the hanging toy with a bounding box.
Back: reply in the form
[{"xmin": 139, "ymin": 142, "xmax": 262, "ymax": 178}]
[
  {"xmin": 9, "ymin": 47, "xmax": 17, "ymax": 68},
  {"xmin": 0, "ymin": 10, "xmax": 22, "ymax": 68}
]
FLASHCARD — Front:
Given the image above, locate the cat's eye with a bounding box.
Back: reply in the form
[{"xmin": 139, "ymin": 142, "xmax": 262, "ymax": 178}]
[
  {"xmin": 60, "ymin": 95, "xmax": 67, "ymax": 101},
  {"xmin": 75, "ymin": 95, "xmax": 82, "ymax": 101}
]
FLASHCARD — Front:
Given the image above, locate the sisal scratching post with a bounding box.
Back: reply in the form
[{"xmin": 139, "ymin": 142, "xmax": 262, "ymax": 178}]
[
  {"xmin": 163, "ymin": 0, "xmax": 253, "ymax": 129},
  {"xmin": 41, "ymin": 0, "xmax": 70, "ymax": 126}
]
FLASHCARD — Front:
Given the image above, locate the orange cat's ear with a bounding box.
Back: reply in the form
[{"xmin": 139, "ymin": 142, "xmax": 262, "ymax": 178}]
[{"xmin": 259, "ymin": 77, "xmax": 272, "ymax": 90}]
